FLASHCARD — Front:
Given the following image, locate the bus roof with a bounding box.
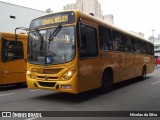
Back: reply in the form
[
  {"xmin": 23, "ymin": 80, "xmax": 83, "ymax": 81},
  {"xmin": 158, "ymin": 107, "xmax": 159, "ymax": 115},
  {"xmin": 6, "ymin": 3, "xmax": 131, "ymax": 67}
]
[
  {"xmin": 30, "ymin": 9, "xmax": 152, "ymax": 44},
  {"xmin": 74, "ymin": 10, "xmax": 152, "ymax": 44},
  {"xmin": 0, "ymin": 32, "xmax": 28, "ymax": 39}
]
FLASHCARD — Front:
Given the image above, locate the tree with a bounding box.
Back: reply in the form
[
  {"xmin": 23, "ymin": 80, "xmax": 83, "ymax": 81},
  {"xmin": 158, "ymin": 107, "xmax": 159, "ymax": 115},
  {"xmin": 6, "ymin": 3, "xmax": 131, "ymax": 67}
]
[{"xmin": 46, "ymin": 8, "xmax": 53, "ymax": 13}]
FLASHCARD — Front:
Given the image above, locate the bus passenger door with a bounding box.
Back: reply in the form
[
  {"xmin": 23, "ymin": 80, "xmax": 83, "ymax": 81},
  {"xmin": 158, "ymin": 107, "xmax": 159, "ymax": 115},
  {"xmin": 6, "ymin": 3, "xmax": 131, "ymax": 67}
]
[
  {"xmin": 1, "ymin": 40, "xmax": 26, "ymax": 85},
  {"xmin": 78, "ymin": 19, "xmax": 100, "ymax": 92}
]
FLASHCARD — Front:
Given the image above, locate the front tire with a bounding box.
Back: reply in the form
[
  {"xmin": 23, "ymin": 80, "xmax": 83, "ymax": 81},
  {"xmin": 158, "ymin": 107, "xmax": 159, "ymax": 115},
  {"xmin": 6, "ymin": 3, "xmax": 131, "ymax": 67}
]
[{"xmin": 100, "ymin": 71, "xmax": 113, "ymax": 93}]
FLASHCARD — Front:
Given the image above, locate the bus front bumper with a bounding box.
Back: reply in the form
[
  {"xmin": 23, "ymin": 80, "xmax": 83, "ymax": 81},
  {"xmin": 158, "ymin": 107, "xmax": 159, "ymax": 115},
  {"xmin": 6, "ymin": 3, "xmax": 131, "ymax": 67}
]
[{"xmin": 26, "ymin": 76, "xmax": 79, "ymax": 94}]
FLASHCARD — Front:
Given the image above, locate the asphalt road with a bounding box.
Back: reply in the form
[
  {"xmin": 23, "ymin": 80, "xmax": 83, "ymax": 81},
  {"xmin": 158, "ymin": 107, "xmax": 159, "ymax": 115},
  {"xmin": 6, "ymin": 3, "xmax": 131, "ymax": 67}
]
[{"xmin": 0, "ymin": 67, "xmax": 160, "ymax": 120}]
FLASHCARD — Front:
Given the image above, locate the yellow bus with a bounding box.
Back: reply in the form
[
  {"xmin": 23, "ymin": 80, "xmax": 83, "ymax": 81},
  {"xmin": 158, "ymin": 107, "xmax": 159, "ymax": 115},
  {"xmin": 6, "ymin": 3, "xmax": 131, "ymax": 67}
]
[
  {"xmin": 27, "ymin": 10, "xmax": 154, "ymax": 94},
  {"xmin": 0, "ymin": 32, "xmax": 27, "ymax": 86}
]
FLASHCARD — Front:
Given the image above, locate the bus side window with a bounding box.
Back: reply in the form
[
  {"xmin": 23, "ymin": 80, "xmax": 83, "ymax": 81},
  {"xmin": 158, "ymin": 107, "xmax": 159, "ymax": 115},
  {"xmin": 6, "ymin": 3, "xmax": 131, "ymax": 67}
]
[
  {"xmin": 150, "ymin": 44, "xmax": 154, "ymax": 55},
  {"xmin": 2, "ymin": 40, "xmax": 24, "ymax": 62},
  {"xmin": 140, "ymin": 41, "xmax": 147, "ymax": 54},
  {"xmin": 125, "ymin": 35, "xmax": 133, "ymax": 52},
  {"xmin": 146, "ymin": 43, "xmax": 151, "ymax": 55},
  {"xmin": 133, "ymin": 39, "xmax": 141, "ymax": 54},
  {"xmin": 99, "ymin": 25, "xmax": 112, "ymax": 51},
  {"xmin": 113, "ymin": 30, "xmax": 125, "ymax": 51},
  {"xmin": 79, "ymin": 23, "xmax": 98, "ymax": 58}
]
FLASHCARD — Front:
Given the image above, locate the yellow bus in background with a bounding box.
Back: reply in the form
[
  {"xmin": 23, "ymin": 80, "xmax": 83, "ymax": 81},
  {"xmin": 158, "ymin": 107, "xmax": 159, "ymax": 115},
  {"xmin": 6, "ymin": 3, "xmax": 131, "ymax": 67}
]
[
  {"xmin": 0, "ymin": 32, "xmax": 27, "ymax": 86},
  {"xmin": 27, "ymin": 10, "xmax": 154, "ymax": 94}
]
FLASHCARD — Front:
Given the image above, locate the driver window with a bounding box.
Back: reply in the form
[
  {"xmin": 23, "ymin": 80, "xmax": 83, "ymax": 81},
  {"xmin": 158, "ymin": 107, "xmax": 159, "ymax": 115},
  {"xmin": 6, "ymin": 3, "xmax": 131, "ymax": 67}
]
[{"xmin": 2, "ymin": 40, "xmax": 24, "ymax": 62}]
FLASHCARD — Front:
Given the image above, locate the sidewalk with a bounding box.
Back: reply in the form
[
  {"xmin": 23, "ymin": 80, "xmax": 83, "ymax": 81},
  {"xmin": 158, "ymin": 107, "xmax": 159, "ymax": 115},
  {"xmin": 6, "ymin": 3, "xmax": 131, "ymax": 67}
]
[{"xmin": 155, "ymin": 64, "xmax": 160, "ymax": 69}]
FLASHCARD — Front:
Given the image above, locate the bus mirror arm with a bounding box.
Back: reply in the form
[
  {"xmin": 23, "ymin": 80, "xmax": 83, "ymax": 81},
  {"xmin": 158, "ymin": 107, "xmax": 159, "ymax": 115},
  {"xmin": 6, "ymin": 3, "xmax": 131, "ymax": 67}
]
[{"xmin": 15, "ymin": 27, "xmax": 29, "ymax": 41}]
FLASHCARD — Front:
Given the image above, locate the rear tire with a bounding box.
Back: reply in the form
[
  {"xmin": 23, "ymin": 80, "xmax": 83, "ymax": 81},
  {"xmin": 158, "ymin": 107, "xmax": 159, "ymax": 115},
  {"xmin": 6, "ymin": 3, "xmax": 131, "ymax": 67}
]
[
  {"xmin": 100, "ymin": 71, "xmax": 112, "ymax": 93},
  {"xmin": 140, "ymin": 67, "xmax": 146, "ymax": 80}
]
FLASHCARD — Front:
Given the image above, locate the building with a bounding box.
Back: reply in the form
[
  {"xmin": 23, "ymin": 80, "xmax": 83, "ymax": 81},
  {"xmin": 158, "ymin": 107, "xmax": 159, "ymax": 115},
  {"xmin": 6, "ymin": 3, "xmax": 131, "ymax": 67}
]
[
  {"xmin": 148, "ymin": 34, "xmax": 160, "ymax": 57},
  {"xmin": 63, "ymin": 0, "xmax": 114, "ymax": 23},
  {"xmin": 76, "ymin": 0, "xmax": 103, "ymax": 18},
  {"xmin": 63, "ymin": 3, "xmax": 77, "ymax": 10},
  {"xmin": 63, "ymin": 0, "xmax": 103, "ymax": 19},
  {"xmin": 128, "ymin": 31, "xmax": 144, "ymax": 38},
  {"xmin": 0, "ymin": 1, "xmax": 46, "ymax": 33},
  {"xmin": 154, "ymin": 40, "xmax": 160, "ymax": 57},
  {"xmin": 103, "ymin": 14, "xmax": 114, "ymax": 24}
]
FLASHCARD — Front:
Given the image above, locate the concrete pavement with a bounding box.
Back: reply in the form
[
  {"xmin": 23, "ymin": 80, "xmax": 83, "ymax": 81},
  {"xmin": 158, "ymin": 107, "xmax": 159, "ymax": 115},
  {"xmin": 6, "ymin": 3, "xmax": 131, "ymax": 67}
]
[{"xmin": 155, "ymin": 64, "xmax": 160, "ymax": 69}]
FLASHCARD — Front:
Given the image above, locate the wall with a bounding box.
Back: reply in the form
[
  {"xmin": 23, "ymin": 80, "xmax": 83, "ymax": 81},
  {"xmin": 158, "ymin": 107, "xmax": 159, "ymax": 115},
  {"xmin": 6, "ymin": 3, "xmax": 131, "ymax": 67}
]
[{"xmin": 0, "ymin": 1, "xmax": 46, "ymax": 33}]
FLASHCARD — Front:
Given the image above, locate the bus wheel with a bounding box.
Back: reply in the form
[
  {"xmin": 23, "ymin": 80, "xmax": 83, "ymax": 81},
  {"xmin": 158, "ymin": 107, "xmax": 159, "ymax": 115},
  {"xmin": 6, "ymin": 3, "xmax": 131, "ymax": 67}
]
[
  {"xmin": 100, "ymin": 72, "xmax": 112, "ymax": 93},
  {"xmin": 141, "ymin": 67, "xmax": 146, "ymax": 80}
]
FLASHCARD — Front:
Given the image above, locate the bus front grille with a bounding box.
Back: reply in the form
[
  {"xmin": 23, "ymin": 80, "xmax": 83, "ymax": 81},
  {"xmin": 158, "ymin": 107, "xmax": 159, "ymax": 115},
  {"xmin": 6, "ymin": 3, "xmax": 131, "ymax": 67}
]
[
  {"xmin": 30, "ymin": 68, "xmax": 63, "ymax": 74},
  {"xmin": 36, "ymin": 76, "xmax": 59, "ymax": 80},
  {"xmin": 38, "ymin": 82, "xmax": 56, "ymax": 87}
]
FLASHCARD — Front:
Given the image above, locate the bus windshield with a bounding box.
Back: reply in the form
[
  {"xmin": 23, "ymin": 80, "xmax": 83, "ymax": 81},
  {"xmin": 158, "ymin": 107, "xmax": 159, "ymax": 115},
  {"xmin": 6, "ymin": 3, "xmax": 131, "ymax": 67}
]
[{"xmin": 28, "ymin": 26, "xmax": 75, "ymax": 65}]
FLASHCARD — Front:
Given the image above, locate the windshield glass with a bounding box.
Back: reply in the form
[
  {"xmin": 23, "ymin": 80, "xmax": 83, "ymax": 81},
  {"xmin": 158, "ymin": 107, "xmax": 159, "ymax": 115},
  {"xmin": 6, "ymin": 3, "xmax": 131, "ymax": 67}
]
[{"xmin": 28, "ymin": 26, "xmax": 75, "ymax": 65}]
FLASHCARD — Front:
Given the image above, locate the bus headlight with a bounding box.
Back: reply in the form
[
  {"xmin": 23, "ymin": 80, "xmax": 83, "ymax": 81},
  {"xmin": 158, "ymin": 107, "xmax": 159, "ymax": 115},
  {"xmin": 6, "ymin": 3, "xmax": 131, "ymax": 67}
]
[
  {"xmin": 27, "ymin": 70, "xmax": 31, "ymax": 75},
  {"xmin": 61, "ymin": 68, "xmax": 77, "ymax": 80},
  {"xmin": 27, "ymin": 70, "xmax": 35, "ymax": 79}
]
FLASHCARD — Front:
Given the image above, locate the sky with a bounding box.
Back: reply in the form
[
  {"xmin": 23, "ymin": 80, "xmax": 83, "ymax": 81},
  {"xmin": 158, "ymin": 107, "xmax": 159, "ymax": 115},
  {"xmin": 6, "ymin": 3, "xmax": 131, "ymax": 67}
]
[{"xmin": 0, "ymin": 0, "xmax": 160, "ymax": 39}]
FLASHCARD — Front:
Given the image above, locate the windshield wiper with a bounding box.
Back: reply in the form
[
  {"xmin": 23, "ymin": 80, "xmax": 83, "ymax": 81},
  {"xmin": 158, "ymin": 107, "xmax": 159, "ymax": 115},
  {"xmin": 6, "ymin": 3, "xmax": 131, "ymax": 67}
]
[
  {"xmin": 48, "ymin": 25, "xmax": 62, "ymax": 41},
  {"xmin": 48, "ymin": 25, "xmax": 62, "ymax": 50},
  {"xmin": 35, "ymin": 29, "xmax": 43, "ymax": 50}
]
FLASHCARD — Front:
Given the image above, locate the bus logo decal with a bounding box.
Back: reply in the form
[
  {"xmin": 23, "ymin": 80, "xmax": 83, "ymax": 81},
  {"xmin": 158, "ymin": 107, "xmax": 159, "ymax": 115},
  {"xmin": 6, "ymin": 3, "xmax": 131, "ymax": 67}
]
[{"xmin": 44, "ymin": 75, "xmax": 48, "ymax": 80}]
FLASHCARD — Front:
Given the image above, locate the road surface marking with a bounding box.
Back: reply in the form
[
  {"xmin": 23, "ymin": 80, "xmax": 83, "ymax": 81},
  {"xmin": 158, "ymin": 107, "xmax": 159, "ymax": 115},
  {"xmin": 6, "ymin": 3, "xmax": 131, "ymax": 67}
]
[
  {"xmin": 152, "ymin": 81, "xmax": 160, "ymax": 84},
  {"xmin": 25, "ymin": 117, "xmax": 39, "ymax": 120},
  {"xmin": 0, "ymin": 93, "xmax": 15, "ymax": 97},
  {"xmin": 30, "ymin": 89, "xmax": 41, "ymax": 92},
  {"xmin": 36, "ymin": 109, "xmax": 43, "ymax": 111}
]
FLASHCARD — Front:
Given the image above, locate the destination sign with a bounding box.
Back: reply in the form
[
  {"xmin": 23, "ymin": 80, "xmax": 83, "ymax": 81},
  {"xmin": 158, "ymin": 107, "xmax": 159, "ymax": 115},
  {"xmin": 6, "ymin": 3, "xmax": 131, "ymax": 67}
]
[
  {"xmin": 30, "ymin": 11, "xmax": 75, "ymax": 30},
  {"xmin": 42, "ymin": 15, "xmax": 68, "ymax": 25}
]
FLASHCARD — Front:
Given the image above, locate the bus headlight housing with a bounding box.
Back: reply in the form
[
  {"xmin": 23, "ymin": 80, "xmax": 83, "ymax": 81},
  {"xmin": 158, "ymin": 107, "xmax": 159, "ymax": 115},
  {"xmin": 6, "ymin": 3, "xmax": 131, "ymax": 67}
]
[
  {"xmin": 61, "ymin": 68, "xmax": 76, "ymax": 80},
  {"xmin": 27, "ymin": 70, "xmax": 35, "ymax": 79},
  {"xmin": 27, "ymin": 70, "xmax": 31, "ymax": 75}
]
